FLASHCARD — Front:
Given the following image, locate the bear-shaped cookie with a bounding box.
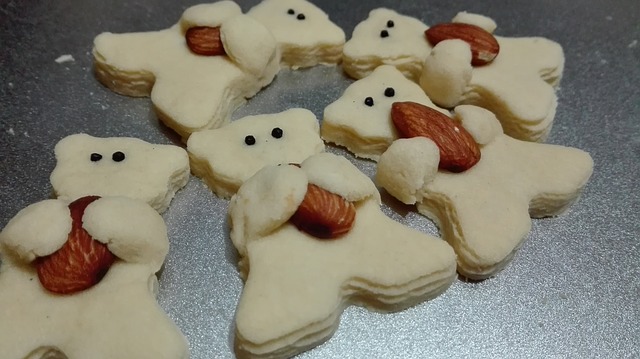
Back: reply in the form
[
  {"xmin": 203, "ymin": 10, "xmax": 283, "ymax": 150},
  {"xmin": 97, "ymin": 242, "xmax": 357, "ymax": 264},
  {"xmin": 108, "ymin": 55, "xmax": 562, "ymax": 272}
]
[
  {"xmin": 342, "ymin": 8, "xmax": 430, "ymax": 81},
  {"xmin": 248, "ymin": 0, "xmax": 345, "ymax": 69},
  {"xmin": 322, "ymin": 65, "xmax": 449, "ymax": 160},
  {"xmin": 376, "ymin": 104, "xmax": 593, "ymax": 279},
  {"xmin": 229, "ymin": 153, "xmax": 456, "ymax": 358},
  {"xmin": 419, "ymin": 12, "xmax": 564, "ymax": 142},
  {"xmin": 93, "ymin": 1, "xmax": 281, "ymax": 140},
  {"xmin": 0, "ymin": 196, "xmax": 188, "ymax": 359},
  {"xmin": 188, "ymin": 108, "xmax": 324, "ymax": 199},
  {"xmin": 50, "ymin": 134, "xmax": 190, "ymax": 213}
]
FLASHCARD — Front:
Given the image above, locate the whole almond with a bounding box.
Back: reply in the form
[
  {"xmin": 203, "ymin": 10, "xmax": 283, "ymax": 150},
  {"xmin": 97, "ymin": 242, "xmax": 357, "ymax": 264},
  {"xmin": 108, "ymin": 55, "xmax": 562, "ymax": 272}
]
[
  {"xmin": 391, "ymin": 101, "xmax": 481, "ymax": 172},
  {"xmin": 425, "ymin": 23, "xmax": 499, "ymax": 66},
  {"xmin": 185, "ymin": 26, "xmax": 226, "ymax": 56},
  {"xmin": 290, "ymin": 184, "xmax": 356, "ymax": 239}
]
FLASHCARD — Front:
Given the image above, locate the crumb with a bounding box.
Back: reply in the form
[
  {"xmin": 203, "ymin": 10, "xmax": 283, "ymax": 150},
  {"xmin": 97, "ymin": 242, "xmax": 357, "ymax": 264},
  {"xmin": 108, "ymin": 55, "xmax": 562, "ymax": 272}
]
[
  {"xmin": 8, "ymin": 82, "xmax": 14, "ymax": 88},
  {"xmin": 628, "ymin": 40, "xmax": 638, "ymax": 48},
  {"xmin": 7, "ymin": 128, "xmax": 15, "ymax": 136},
  {"xmin": 24, "ymin": 131, "xmax": 29, "ymax": 138},
  {"xmin": 605, "ymin": 16, "xmax": 613, "ymax": 21},
  {"xmin": 55, "ymin": 54, "xmax": 75, "ymax": 64}
]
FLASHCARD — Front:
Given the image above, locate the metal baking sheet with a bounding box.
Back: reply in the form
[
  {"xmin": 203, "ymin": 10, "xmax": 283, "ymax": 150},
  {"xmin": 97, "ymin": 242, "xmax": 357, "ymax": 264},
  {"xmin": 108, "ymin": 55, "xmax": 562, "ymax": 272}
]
[{"xmin": 1, "ymin": 0, "xmax": 638, "ymax": 358}]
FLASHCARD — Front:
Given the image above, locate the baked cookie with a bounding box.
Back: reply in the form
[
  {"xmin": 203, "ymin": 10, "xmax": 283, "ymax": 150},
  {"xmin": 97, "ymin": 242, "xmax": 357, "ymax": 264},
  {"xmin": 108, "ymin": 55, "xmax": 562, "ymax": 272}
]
[
  {"xmin": 50, "ymin": 134, "xmax": 189, "ymax": 213},
  {"xmin": 419, "ymin": 12, "xmax": 564, "ymax": 142},
  {"xmin": 322, "ymin": 65, "xmax": 449, "ymax": 160},
  {"xmin": 93, "ymin": 1, "xmax": 281, "ymax": 140},
  {"xmin": 229, "ymin": 153, "xmax": 456, "ymax": 358},
  {"xmin": 0, "ymin": 196, "xmax": 188, "ymax": 359},
  {"xmin": 187, "ymin": 108, "xmax": 325, "ymax": 199},
  {"xmin": 248, "ymin": 0, "xmax": 345, "ymax": 69},
  {"xmin": 342, "ymin": 8, "xmax": 430, "ymax": 81},
  {"xmin": 376, "ymin": 104, "xmax": 593, "ymax": 279}
]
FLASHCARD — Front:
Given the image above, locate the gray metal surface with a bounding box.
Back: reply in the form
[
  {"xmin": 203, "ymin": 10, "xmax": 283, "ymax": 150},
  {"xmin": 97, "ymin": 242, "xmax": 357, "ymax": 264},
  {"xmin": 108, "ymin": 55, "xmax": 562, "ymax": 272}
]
[{"xmin": 1, "ymin": 0, "xmax": 639, "ymax": 358}]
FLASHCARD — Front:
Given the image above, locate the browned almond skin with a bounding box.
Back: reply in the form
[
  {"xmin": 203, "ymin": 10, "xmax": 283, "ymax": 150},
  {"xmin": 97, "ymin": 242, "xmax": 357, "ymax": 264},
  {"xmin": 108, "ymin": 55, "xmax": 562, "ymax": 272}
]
[
  {"xmin": 391, "ymin": 101, "xmax": 481, "ymax": 172},
  {"xmin": 290, "ymin": 184, "xmax": 356, "ymax": 239},
  {"xmin": 425, "ymin": 23, "xmax": 500, "ymax": 66},
  {"xmin": 185, "ymin": 26, "xmax": 226, "ymax": 56},
  {"xmin": 35, "ymin": 196, "xmax": 117, "ymax": 295}
]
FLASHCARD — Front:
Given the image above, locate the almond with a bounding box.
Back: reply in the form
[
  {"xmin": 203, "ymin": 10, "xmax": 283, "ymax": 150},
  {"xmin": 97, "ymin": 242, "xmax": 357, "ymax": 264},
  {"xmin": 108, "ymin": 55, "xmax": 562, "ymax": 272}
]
[
  {"xmin": 425, "ymin": 23, "xmax": 499, "ymax": 66},
  {"xmin": 290, "ymin": 184, "xmax": 356, "ymax": 239},
  {"xmin": 35, "ymin": 196, "xmax": 116, "ymax": 294},
  {"xmin": 185, "ymin": 26, "xmax": 226, "ymax": 56},
  {"xmin": 391, "ymin": 101, "xmax": 481, "ymax": 172}
]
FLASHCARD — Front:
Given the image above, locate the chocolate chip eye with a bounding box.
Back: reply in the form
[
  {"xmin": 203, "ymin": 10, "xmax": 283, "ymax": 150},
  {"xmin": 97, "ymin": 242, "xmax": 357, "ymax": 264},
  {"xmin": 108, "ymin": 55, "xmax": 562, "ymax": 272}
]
[
  {"xmin": 297, "ymin": 13, "xmax": 305, "ymax": 20},
  {"xmin": 364, "ymin": 97, "xmax": 374, "ymax": 107},
  {"xmin": 90, "ymin": 153, "xmax": 102, "ymax": 162},
  {"xmin": 387, "ymin": 20, "xmax": 395, "ymax": 28},
  {"xmin": 244, "ymin": 135, "xmax": 256, "ymax": 146},
  {"xmin": 384, "ymin": 87, "xmax": 395, "ymax": 97},
  {"xmin": 112, "ymin": 151, "xmax": 125, "ymax": 162},
  {"xmin": 380, "ymin": 30, "xmax": 389, "ymax": 38},
  {"xmin": 287, "ymin": 8, "xmax": 295, "ymax": 15},
  {"xmin": 271, "ymin": 127, "xmax": 283, "ymax": 139}
]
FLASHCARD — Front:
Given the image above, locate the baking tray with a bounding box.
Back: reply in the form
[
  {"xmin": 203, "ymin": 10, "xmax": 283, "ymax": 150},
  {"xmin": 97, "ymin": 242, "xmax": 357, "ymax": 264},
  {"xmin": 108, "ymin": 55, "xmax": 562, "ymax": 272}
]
[{"xmin": 1, "ymin": 0, "xmax": 639, "ymax": 358}]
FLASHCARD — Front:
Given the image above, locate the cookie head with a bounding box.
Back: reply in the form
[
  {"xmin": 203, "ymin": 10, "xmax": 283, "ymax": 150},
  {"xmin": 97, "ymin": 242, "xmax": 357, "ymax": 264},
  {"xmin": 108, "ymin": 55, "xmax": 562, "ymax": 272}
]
[
  {"xmin": 188, "ymin": 108, "xmax": 325, "ymax": 198},
  {"xmin": 322, "ymin": 65, "xmax": 448, "ymax": 160},
  {"xmin": 248, "ymin": 0, "xmax": 345, "ymax": 68},
  {"xmin": 342, "ymin": 8, "xmax": 431, "ymax": 80},
  {"xmin": 50, "ymin": 134, "xmax": 190, "ymax": 212}
]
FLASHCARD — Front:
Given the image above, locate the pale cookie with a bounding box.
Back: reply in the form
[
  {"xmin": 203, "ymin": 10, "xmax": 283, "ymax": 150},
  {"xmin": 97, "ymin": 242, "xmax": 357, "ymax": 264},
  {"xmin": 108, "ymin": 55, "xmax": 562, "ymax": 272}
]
[
  {"xmin": 93, "ymin": 1, "xmax": 280, "ymax": 140},
  {"xmin": 187, "ymin": 108, "xmax": 325, "ymax": 199},
  {"xmin": 322, "ymin": 65, "xmax": 449, "ymax": 160},
  {"xmin": 376, "ymin": 105, "xmax": 593, "ymax": 279},
  {"xmin": 420, "ymin": 12, "xmax": 564, "ymax": 142},
  {"xmin": 342, "ymin": 8, "xmax": 430, "ymax": 81},
  {"xmin": 50, "ymin": 134, "xmax": 189, "ymax": 213},
  {"xmin": 229, "ymin": 153, "xmax": 456, "ymax": 359},
  {"xmin": 0, "ymin": 196, "xmax": 188, "ymax": 359},
  {"xmin": 248, "ymin": 0, "xmax": 345, "ymax": 69}
]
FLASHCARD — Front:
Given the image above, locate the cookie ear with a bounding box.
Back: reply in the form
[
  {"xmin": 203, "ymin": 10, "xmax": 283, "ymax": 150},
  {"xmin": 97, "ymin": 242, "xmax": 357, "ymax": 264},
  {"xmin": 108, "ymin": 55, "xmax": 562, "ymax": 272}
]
[
  {"xmin": 453, "ymin": 105, "xmax": 503, "ymax": 145},
  {"xmin": 419, "ymin": 39, "xmax": 473, "ymax": 108},
  {"xmin": 0, "ymin": 200, "xmax": 71, "ymax": 262},
  {"xmin": 221, "ymin": 15, "xmax": 279, "ymax": 76},
  {"xmin": 376, "ymin": 138, "xmax": 440, "ymax": 205},
  {"xmin": 82, "ymin": 197, "xmax": 169, "ymax": 270},
  {"xmin": 179, "ymin": 1, "xmax": 242, "ymax": 32},
  {"xmin": 229, "ymin": 165, "xmax": 308, "ymax": 255}
]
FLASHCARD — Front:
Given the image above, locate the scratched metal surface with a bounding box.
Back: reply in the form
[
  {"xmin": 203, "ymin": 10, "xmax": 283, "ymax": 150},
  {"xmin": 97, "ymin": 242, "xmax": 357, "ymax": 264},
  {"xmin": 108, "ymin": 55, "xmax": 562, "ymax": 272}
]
[{"xmin": 0, "ymin": 0, "xmax": 639, "ymax": 358}]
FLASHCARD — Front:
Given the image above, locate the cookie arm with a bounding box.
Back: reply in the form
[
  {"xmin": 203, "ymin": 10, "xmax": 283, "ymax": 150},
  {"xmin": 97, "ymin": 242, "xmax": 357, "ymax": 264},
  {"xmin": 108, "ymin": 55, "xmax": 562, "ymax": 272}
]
[
  {"xmin": 0, "ymin": 199, "xmax": 71, "ymax": 262},
  {"xmin": 221, "ymin": 15, "xmax": 278, "ymax": 77},
  {"xmin": 82, "ymin": 197, "xmax": 169, "ymax": 270},
  {"xmin": 419, "ymin": 39, "xmax": 473, "ymax": 108}
]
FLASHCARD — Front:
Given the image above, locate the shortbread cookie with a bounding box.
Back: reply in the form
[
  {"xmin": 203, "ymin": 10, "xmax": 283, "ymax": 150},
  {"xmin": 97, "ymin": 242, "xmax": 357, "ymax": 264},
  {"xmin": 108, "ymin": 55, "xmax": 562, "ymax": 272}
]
[
  {"xmin": 342, "ymin": 8, "xmax": 430, "ymax": 81},
  {"xmin": 420, "ymin": 12, "xmax": 564, "ymax": 142},
  {"xmin": 322, "ymin": 65, "xmax": 449, "ymax": 160},
  {"xmin": 248, "ymin": 0, "xmax": 345, "ymax": 69},
  {"xmin": 376, "ymin": 104, "xmax": 593, "ymax": 279},
  {"xmin": 50, "ymin": 134, "xmax": 189, "ymax": 213},
  {"xmin": 229, "ymin": 153, "xmax": 456, "ymax": 358},
  {"xmin": 0, "ymin": 196, "xmax": 188, "ymax": 359},
  {"xmin": 93, "ymin": 1, "xmax": 280, "ymax": 140},
  {"xmin": 188, "ymin": 108, "xmax": 325, "ymax": 199}
]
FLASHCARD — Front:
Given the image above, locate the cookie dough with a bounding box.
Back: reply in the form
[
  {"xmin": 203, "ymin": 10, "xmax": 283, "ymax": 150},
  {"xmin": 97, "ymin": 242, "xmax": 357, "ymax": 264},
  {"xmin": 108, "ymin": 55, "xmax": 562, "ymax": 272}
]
[
  {"xmin": 229, "ymin": 153, "xmax": 456, "ymax": 358},
  {"xmin": 376, "ymin": 105, "xmax": 593, "ymax": 279}
]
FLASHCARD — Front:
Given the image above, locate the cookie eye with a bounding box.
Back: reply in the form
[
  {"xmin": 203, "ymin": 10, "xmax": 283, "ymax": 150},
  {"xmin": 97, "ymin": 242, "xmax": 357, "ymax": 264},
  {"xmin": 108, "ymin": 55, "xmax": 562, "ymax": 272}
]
[
  {"xmin": 384, "ymin": 87, "xmax": 395, "ymax": 97},
  {"xmin": 297, "ymin": 13, "xmax": 306, "ymax": 20},
  {"xmin": 245, "ymin": 135, "xmax": 256, "ymax": 146},
  {"xmin": 387, "ymin": 20, "xmax": 395, "ymax": 28},
  {"xmin": 90, "ymin": 153, "xmax": 102, "ymax": 162},
  {"xmin": 364, "ymin": 97, "xmax": 374, "ymax": 107},
  {"xmin": 380, "ymin": 30, "xmax": 389, "ymax": 38},
  {"xmin": 271, "ymin": 127, "xmax": 284, "ymax": 139},
  {"xmin": 112, "ymin": 151, "xmax": 125, "ymax": 162},
  {"xmin": 287, "ymin": 8, "xmax": 295, "ymax": 15}
]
